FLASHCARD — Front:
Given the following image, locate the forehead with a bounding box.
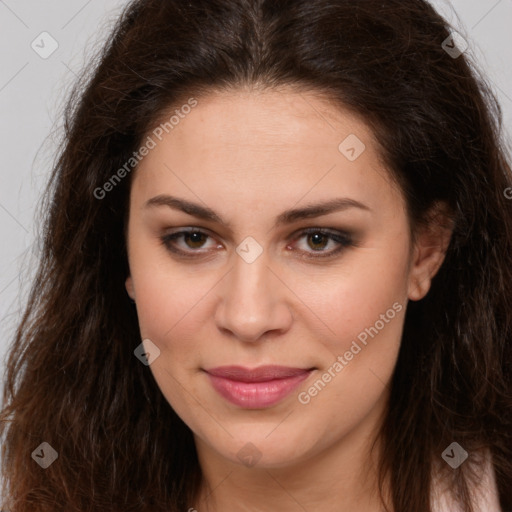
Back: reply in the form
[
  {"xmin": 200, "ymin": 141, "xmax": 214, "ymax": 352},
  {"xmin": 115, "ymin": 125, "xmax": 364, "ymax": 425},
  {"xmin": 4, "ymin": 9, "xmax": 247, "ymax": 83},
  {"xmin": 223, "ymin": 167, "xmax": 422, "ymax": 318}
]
[
  {"xmin": 130, "ymin": 88, "xmax": 403, "ymax": 219},
  {"xmin": 154, "ymin": 88, "xmax": 376, "ymax": 152}
]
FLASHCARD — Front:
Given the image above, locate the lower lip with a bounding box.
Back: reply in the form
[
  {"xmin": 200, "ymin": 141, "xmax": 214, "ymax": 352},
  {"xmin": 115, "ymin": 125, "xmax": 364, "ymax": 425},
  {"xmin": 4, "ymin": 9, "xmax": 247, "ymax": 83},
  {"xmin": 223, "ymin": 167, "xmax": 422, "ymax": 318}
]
[{"xmin": 205, "ymin": 371, "xmax": 313, "ymax": 409}]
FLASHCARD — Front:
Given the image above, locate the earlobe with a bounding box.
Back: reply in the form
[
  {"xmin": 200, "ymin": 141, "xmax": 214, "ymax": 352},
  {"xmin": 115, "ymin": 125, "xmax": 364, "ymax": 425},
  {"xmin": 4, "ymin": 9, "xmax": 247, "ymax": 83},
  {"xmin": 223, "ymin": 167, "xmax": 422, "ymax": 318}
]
[
  {"xmin": 125, "ymin": 275, "xmax": 135, "ymax": 300},
  {"xmin": 407, "ymin": 272, "xmax": 433, "ymax": 301},
  {"xmin": 407, "ymin": 202, "xmax": 454, "ymax": 302}
]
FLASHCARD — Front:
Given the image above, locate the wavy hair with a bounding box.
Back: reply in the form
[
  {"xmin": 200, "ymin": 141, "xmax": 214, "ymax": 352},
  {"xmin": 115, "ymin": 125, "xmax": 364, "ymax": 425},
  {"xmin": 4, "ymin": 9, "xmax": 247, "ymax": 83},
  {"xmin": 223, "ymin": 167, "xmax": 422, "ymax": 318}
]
[{"xmin": 1, "ymin": 0, "xmax": 512, "ymax": 510}]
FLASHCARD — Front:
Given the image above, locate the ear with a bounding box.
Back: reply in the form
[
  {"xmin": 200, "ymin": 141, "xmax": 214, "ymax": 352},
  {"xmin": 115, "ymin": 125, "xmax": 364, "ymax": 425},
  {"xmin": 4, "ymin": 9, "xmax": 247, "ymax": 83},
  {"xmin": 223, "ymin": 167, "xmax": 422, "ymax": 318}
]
[
  {"xmin": 407, "ymin": 202, "xmax": 454, "ymax": 301},
  {"xmin": 125, "ymin": 275, "xmax": 136, "ymax": 300}
]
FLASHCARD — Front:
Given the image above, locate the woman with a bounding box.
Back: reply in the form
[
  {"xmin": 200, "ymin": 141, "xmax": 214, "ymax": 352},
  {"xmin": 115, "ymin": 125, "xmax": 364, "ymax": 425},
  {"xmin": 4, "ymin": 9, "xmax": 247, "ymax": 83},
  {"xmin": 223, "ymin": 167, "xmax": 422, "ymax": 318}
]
[{"xmin": 1, "ymin": 0, "xmax": 511, "ymax": 511}]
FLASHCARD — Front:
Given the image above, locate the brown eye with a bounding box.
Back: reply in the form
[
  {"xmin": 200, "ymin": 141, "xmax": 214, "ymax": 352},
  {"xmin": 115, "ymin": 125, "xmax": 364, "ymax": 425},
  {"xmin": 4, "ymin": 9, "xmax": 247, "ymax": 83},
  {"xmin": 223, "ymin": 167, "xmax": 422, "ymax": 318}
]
[
  {"xmin": 160, "ymin": 229, "xmax": 218, "ymax": 257},
  {"xmin": 182, "ymin": 231, "xmax": 208, "ymax": 249},
  {"xmin": 291, "ymin": 228, "xmax": 354, "ymax": 259},
  {"xmin": 306, "ymin": 232, "xmax": 330, "ymax": 251},
  {"xmin": 160, "ymin": 227, "xmax": 354, "ymax": 260}
]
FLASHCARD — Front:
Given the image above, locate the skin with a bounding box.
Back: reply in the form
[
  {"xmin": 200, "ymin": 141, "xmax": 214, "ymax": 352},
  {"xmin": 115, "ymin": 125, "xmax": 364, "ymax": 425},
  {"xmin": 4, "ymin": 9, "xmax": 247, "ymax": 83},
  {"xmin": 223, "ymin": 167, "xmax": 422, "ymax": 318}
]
[{"xmin": 124, "ymin": 87, "xmax": 452, "ymax": 512}]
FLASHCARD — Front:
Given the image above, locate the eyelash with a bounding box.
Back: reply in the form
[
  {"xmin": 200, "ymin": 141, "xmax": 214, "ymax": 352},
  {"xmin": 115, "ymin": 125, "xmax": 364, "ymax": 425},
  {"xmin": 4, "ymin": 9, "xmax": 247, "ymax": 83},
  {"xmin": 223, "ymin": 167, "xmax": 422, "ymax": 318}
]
[{"xmin": 160, "ymin": 227, "xmax": 354, "ymax": 260}]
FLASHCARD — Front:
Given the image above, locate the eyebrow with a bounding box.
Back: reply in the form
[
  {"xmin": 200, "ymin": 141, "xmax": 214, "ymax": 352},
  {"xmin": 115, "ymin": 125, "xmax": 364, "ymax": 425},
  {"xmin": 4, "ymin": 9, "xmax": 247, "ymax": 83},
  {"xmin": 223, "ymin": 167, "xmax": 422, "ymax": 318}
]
[{"xmin": 144, "ymin": 194, "xmax": 371, "ymax": 229}]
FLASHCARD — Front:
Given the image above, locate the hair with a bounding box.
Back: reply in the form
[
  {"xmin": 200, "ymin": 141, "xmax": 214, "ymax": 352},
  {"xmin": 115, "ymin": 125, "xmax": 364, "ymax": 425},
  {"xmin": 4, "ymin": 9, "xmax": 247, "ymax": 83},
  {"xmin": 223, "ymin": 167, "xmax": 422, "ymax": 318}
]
[{"xmin": 1, "ymin": 0, "xmax": 512, "ymax": 510}]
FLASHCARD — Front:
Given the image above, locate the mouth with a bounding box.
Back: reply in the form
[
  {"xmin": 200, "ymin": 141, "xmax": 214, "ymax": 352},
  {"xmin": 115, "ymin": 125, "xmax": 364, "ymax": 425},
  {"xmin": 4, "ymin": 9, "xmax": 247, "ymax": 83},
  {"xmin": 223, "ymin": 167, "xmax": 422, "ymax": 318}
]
[{"xmin": 203, "ymin": 365, "xmax": 316, "ymax": 409}]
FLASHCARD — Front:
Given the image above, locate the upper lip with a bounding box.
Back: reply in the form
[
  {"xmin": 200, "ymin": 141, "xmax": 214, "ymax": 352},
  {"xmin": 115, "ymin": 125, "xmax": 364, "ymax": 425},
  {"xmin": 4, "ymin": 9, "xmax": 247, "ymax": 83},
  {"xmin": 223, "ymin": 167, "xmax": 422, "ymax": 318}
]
[{"xmin": 204, "ymin": 365, "xmax": 314, "ymax": 383}]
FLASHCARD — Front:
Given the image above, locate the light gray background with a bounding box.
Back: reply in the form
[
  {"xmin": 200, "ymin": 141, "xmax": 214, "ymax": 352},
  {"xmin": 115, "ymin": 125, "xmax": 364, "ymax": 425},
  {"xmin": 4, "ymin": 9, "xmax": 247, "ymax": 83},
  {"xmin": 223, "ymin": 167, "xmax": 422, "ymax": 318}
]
[{"xmin": 1, "ymin": 0, "xmax": 511, "ymax": 394}]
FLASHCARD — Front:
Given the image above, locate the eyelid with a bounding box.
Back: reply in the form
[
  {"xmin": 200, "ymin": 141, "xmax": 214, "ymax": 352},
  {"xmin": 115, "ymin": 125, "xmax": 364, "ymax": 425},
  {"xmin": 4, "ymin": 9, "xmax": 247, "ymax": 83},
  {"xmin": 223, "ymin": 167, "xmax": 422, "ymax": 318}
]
[
  {"xmin": 160, "ymin": 226, "xmax": 355, "ymax": 259},
  {"xmin": 288, "ymin": 227, "xmax": 354, "ymax": 259},
  {"xmin": 160, "ymin": 228, "xmax": 220, "ymax": 255}
]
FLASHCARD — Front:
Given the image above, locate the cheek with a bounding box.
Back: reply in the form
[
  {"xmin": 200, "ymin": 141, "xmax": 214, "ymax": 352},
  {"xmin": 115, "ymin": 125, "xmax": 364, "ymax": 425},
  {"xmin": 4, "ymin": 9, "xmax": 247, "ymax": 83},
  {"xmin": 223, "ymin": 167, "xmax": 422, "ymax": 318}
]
[
  {"xmin": 294, "ymin": 235, "xmax": 410, "ymax": 359},
  {"xmin": 289, "ymin": 246, "xmax": 409, "ymax": 447},
  {"xmin": 132, "ymin": 264, "xmax": 206, "ymax": 350},
  {"xmin": 130, "ymin": 264, "xmax": 211, "ymax": 426}
]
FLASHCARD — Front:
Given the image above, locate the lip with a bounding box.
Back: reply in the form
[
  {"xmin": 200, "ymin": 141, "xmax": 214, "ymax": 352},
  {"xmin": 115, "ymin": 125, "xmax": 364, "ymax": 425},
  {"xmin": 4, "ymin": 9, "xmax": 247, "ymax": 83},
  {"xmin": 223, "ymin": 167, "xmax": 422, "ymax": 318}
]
[{"xmin": 204, "ymin": 365, "xmax": 315, "ymax": 409}]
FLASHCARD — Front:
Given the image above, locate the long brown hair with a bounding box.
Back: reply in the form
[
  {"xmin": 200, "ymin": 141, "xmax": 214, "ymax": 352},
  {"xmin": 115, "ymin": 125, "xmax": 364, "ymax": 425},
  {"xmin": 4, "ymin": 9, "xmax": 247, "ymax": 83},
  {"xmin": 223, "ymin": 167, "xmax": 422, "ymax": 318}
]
[{"xmin": 1, "ymin": 1, "xmax": 511, "ymax": 510}]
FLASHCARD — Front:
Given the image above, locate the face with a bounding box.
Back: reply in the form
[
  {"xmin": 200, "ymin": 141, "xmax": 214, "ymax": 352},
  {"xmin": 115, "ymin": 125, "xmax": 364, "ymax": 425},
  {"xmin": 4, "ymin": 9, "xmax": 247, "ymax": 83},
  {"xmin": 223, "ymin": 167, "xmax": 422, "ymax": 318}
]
[{"xmin": 124, "ymin": 88, "xmax": 445, "ymax": 470}]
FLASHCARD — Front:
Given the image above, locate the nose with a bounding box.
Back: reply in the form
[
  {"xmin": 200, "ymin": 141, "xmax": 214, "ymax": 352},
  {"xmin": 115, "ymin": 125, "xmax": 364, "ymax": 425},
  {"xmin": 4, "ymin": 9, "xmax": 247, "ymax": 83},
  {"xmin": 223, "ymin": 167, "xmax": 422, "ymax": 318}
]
[{"xmin": 214, "ymin": 250, "xmax": 293, "ymax": 342}]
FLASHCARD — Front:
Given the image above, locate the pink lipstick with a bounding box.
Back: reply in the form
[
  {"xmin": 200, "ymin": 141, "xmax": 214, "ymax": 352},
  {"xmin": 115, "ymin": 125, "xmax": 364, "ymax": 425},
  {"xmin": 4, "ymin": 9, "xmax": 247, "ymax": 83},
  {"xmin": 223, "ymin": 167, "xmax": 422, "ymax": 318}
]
[{"xmin": 204, "ymin": 365, "xmax": 314, "ymax": 409}]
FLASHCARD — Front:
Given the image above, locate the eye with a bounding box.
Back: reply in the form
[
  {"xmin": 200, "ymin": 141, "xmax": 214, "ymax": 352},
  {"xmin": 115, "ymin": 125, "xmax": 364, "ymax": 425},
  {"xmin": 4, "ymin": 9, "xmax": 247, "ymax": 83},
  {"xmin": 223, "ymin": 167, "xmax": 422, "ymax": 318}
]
[
  {"xmin": 160, "ymin": 229, "xmax": 219, "ymax": 257},
  {"xmin": 289, "ymin": 228, "xmax": 354, "ymax": 259},
  {"xmin": 160, "ymin": 227, "xmax": 354, "ymax": 259}
]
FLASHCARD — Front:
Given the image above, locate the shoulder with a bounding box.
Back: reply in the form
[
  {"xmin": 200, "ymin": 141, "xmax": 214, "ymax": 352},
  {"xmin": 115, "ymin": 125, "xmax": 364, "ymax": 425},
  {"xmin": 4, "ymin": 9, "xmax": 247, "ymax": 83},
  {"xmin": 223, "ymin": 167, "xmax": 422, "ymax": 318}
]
[{"xmin": 430, "ymin": 447, "xmax": 502, "ymax": 512}]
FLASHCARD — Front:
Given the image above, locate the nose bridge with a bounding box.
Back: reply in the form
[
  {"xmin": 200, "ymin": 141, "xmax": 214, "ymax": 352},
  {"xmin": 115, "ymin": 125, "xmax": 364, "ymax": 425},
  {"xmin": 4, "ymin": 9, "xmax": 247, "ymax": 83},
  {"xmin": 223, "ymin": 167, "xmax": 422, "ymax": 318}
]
[
  {"xmin": 215, "ymin": 243, "xmax": 291, "ymax": 340},
  {"xmin": 228, "ymin": 246, "xmax": 273, "ymax": 311}
]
